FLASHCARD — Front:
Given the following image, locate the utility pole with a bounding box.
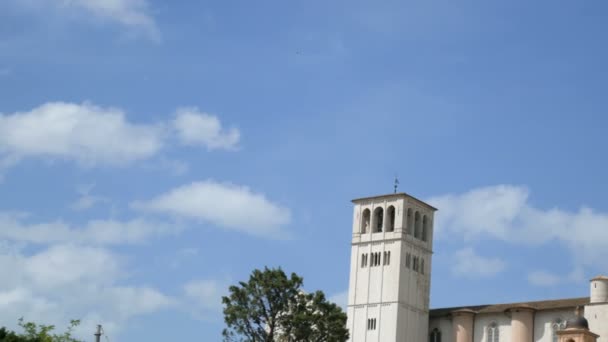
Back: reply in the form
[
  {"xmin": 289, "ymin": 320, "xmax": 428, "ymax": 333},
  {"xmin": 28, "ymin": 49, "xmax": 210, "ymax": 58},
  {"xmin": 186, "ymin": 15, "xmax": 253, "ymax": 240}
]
[{"xmin": 94, "ymin": 325, "xmax": 102, "ymax": 342}]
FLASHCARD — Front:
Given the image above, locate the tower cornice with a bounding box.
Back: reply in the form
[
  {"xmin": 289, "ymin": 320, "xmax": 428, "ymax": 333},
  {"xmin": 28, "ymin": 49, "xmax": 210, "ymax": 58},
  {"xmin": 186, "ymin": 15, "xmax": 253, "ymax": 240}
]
[{"xmin": 351, "ymin": 192, "xmax": 438, "ymax": 211}]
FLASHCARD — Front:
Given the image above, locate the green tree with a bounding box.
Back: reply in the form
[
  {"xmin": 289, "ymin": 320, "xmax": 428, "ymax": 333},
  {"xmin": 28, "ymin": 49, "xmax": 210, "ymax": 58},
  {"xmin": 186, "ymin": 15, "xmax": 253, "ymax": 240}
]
[
  {"xmin": 222, "ymin": 267, "xmax": 348, "ymax": 342},
  {"xmin": 0, "ymin": 319, "xmax": 83, "ymax": 342}
]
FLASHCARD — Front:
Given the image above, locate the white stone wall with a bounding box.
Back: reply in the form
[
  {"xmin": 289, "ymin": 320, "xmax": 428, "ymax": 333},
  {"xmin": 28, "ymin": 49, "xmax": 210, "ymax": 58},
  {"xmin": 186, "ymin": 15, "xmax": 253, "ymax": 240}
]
[
  {"xmin": 397, "ymin": 305, "xmax": 428, "ymax": 342},
  {"xmin": 473, "ymin": 313, "xmax": 511, "ymax": 342},
  {"xmin": 590, "ymin": 278, "xmax": 608, "ymax": 304},
  {"xmin": 428, "ymin": 308, "xmax": 585, "ymax": 342},
  {"xmin": 429, "ymin": 317, "xmax": 454, "ymax": 342},
  {"xmin": 347, "ymin": 194, "xmax": 435, "ymax": 342},
  {"xmin": 586, "ymin": 303, "xmax": 608, "ymax": 342},
  {"xmin": 534, "ymin": 309, "xmax": 575, "ymax": 342}
]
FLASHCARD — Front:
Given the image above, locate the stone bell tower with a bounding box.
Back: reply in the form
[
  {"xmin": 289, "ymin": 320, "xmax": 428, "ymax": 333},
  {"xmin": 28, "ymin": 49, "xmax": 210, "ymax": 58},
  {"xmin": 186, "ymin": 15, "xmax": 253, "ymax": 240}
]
[{"xmin": 346, "ymin": 192, "xmax": 437, "ymax": 342}]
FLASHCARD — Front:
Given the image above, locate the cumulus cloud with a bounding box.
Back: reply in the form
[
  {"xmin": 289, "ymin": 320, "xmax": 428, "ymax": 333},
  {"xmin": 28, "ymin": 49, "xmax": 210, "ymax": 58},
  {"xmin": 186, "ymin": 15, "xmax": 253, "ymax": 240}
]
[
  {"xmin": 23, "ymin": 244, "xmax": 120, "ymax": 289},
  {"xmin": 0, "ymin": 244, "xmax": 173, "ymax": 338},
  {"xmin": 428, "ymin": 185, "xmax": 608, "ymax": 268},
  {"xmin": 528, "ymin": 270, "xmax": 561, "ymax": 287},
  {"xmin": 132, "ymin": 180, "xmax": 291, "ymax": 238},
  {"xmin": 173, "ymin": 107, "xmax": 240, "ymax": 150},
  {"xmin": 452, "ymin": 247, "xmax": 507, "ymax": 278},
  {"xmin": 0, "ymin": 102, "xmax": 163, "ymax": 167},
  {"xmin": 18, "ymin": 0, "xmax": 160, "ymax": 41},
  {"xmin": 0, "ymin": 102, "xmax": 239, "ymax": 174},
  {"xmin": 167, "ymin": 247, "xmax": 199, "ymax": 269},
  {"xmin": 0, "ymin": 213, "xmax": 177, "ymax": 245},
  {"xmin": 183, "ymin": 279, "xmax": 225, "ymax": 312},
  {"xmin": 70, "ymin": 184, "xmax": 108, "ymax": 210},
  {"xmin": 0, "ymin": 237, "xmax": 223, "ymax": 338},
  {"xmin": 527, "ymin": 268, "xmax": 585, "ymax": 287}
]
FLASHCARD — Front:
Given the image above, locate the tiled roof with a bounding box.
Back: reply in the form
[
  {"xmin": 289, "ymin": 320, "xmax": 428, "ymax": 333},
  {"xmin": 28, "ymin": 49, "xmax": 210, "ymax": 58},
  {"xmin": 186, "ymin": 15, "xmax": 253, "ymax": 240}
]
[{"xmin": 430, "ymin": 297, "xmax": 589, "ymax": 317}]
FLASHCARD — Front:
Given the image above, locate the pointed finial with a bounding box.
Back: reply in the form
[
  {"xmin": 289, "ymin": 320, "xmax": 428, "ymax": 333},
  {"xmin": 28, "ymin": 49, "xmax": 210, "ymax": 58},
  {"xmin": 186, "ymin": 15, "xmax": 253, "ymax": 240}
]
[{"xmin": 394, "ymin": 175, "xmax": 399, "ymax": 194}]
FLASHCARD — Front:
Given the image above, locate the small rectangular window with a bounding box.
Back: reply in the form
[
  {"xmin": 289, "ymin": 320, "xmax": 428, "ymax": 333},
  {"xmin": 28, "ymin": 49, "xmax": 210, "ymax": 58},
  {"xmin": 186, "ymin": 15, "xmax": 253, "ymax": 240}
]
[{"xmin": 367, "ymin": 318, "xmax": 377, "ymax": 330}]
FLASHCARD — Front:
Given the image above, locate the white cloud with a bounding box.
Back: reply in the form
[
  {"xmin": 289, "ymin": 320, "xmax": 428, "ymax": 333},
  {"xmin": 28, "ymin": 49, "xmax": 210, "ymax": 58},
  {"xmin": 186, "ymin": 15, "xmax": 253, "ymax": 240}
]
[
  {"xmin": 428, "ymin": 185, "xmax": 608, "ymax": 269},
  {"xmin": 132, "ymin": 180, "xmax": 291, "ymax": 238},
  {"xmin": 452, "ymin": 247, "xmax": 507, "ymax": 278},
  {"xmin": 0, "ymin": 102, "xmax": 164, "ymax": 168},
  {"xmin": 527, "ymin": 267, "xmax": 586, "ymax": 287},
  {"xmin": 528, "ymin": 270, "xmax": 561, "ymax": 287},
  {"xmin": 0, "ymin": 244, "xmax": 173, "ymax": 339},
  {"xmin": 21, "ymin": 0, "xmax": 160, "ymax": 41},
  {"xmin": 167, "ymin": 247, "xmax": 199, "ymax": 269},
  {"xmin": 0, "ymin": 102, "xmax": 239, "ymax": 174},
  {"xmin": 71, "ymin": 195, "xmax": 103, "ymax": 210},
  {"xmin": 183, "ymin": 279, "xmax": 224, "ymax": 312},
  {"xmin": 101, "ymin": 286, "xmax": 174, "ymax": 317},
  {"xmin": 173, "ymin": 108, "xmax": 240, "ymax": 150},
  {"xmin": 23, "ymin": 244, "xmax": 120, "ymax": 290},
  {"xmin": 0, "ymin": 213, "xmax": 177, "ymax": 245},
  {"xmin": 70, "ymin": 184, "xmax": 108, "ymax": 210},
  {"xmin": 428, "ymin": 185, "xmax": 529, "ymax": 240}
]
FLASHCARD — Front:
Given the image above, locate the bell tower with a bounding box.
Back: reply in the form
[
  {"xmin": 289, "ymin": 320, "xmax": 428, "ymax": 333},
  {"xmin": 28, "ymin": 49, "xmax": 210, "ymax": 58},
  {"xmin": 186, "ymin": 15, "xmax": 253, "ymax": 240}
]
[{"xmin": 346, "ymin": 192, "xmax": 437, "ymax": 342}]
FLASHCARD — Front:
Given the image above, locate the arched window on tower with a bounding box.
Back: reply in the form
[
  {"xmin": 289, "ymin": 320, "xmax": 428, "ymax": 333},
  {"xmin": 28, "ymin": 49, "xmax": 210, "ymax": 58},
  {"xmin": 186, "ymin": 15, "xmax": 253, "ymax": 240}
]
[
  {"xmin": 429, "ymin": 328, "xmax": 442, "ymax": 342},
  {"xmin": 406, "ymin": 208, "xmax": 413, "ymax": 235},
  {"xmin": 361, "ymin": 209, "xmax": 371, "ymax": 233},
  {"xmin": 422, "ymin": 215, "xmax": 428, "ymax": 242},
  {"xmin": 487, "ymin": 322, "xmax": 499, "ymax": 342},
  {"xmin": 386, "ymin": 206, "xmax": 396, "ymax": 232},
  {"xmin": 414, "ymin": 211, "xmax": 421, "ymax": 239},
  {"xmin": 552, "ymin": 318, "xmax": 566, "ymax": 342},
  {"xmin": 373, "ymin": 207, "xmax": 384, "ymax": 233}
]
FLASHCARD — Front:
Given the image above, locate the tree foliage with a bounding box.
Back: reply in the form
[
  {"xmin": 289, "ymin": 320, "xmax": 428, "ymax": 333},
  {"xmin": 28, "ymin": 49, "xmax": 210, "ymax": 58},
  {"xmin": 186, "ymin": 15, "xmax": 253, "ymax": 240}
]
[
  {"xmin": 222, "ymin": 267, "xmax": 348, "ymax": 342},
  {"xmin": 0, "ymin": 319, "xmax": 83, "ymax": 342}
]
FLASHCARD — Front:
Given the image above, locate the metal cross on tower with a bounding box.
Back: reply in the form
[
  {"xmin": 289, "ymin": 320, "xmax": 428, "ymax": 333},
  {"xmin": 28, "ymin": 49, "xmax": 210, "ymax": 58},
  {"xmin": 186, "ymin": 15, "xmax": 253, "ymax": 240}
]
[{"xmin": 393, "ymin": 176, "xmax": 399, "ymax": 193}]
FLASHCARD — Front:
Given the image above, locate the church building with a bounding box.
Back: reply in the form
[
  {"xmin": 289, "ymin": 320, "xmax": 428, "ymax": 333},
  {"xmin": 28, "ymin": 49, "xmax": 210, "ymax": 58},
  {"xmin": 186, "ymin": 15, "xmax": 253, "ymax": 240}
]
[{"xmin": 346, "ymin": 192, "xmax": 607, "ymax": 342}]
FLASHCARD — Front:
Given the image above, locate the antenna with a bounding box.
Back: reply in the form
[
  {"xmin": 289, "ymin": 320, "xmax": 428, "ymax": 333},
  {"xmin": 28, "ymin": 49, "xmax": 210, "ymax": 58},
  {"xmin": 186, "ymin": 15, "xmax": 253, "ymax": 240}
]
[{"xmin": 393, "ymin": 175, "xmax": 399, "ymax": 194}]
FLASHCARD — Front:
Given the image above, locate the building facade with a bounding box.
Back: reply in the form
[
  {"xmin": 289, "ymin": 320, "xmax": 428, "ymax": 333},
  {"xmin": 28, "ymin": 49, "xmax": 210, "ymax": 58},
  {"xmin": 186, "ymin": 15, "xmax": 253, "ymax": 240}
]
[{"xmin": 346, "ymin": 192, "xmax": 607, "ymax": 342}]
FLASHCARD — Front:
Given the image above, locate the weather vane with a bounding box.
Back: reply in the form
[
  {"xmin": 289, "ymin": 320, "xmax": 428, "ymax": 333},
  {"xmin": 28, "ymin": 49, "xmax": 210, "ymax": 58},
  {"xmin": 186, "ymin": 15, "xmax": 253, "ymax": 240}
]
[{"xmin": 394, "ymin": 175, "xmax": 399, "ymax": 194}]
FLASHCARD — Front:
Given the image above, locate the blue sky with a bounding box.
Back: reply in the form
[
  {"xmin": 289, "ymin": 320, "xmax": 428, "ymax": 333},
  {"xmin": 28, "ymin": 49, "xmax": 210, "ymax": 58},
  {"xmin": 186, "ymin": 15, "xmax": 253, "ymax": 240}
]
[{"xmin": 1, "ymin": 0, "xmax": 608, "ymax": 340}]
